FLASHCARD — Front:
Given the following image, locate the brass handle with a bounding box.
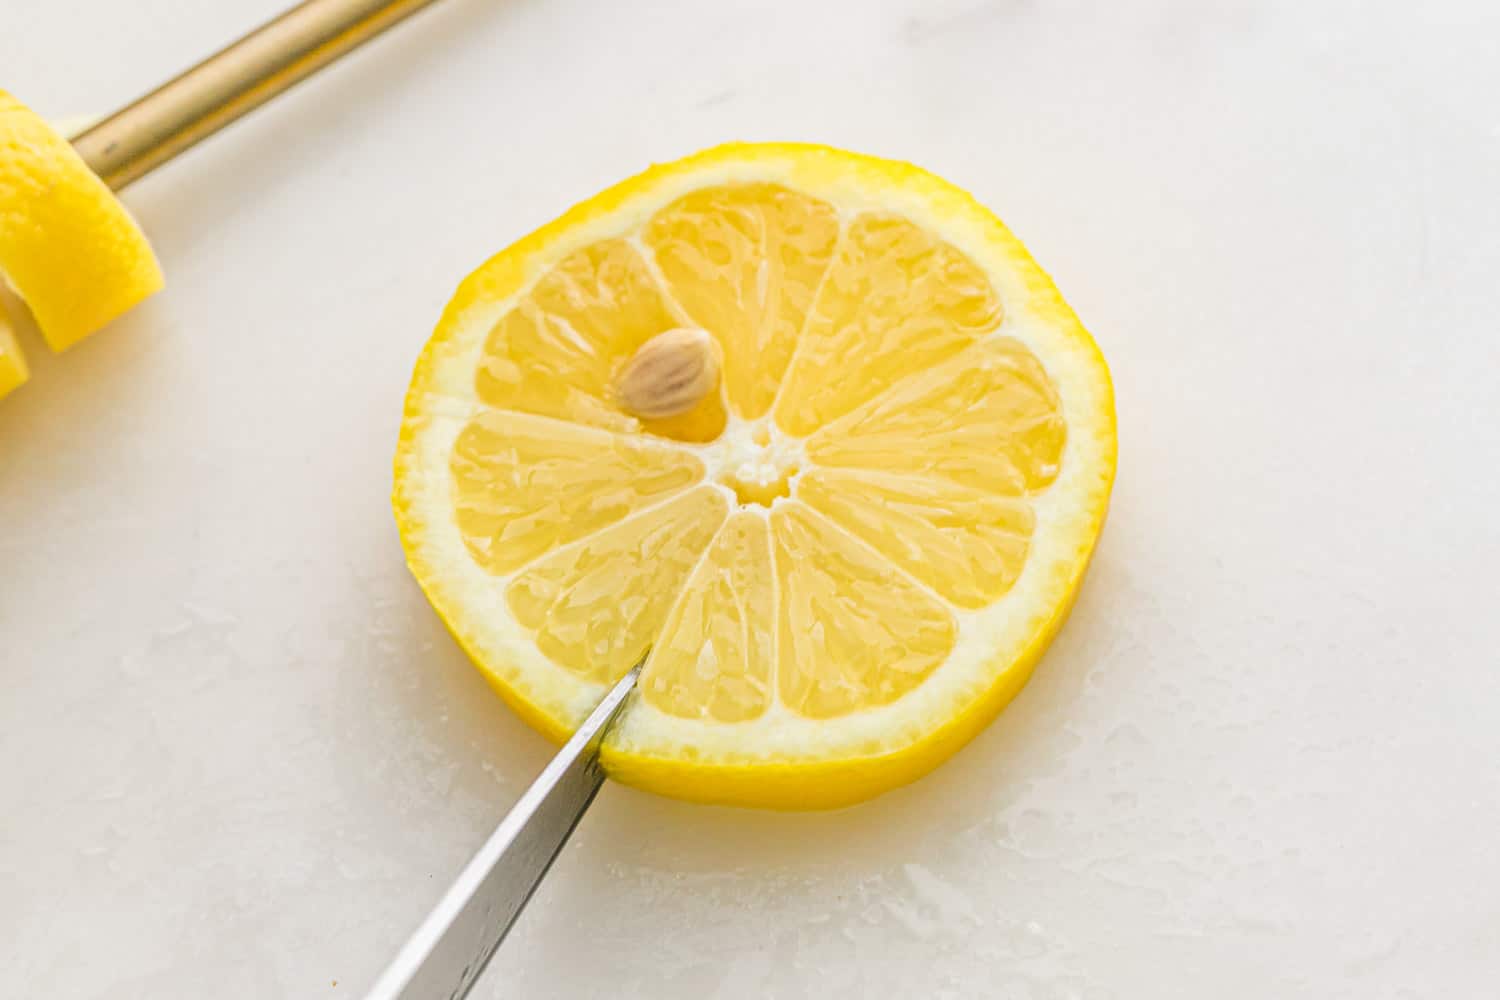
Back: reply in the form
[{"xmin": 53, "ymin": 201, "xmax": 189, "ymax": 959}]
[{"xmin": 72, "ymin": 0, "xmax": 444, "ymax": 191}]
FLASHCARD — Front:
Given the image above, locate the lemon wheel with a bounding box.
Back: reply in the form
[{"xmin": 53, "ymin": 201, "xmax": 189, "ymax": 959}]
[{"xmin": 395, "ymin": 143, "xmax": 1115, "ymax": 809}]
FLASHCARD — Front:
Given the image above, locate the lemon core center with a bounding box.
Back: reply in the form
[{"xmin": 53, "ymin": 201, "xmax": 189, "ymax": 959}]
[{"xmin": 710, "ymin": 420, "xmax": 803, "ymax": 509}]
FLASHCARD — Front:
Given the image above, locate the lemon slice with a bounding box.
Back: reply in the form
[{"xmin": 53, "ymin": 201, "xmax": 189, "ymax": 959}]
[
  {"xmin": 0, "ymin": 91, "xmax": 163, "ymax": 353},
  {"xmin": 395, "ymin": 144, "xmax": 1116, "ymax": 808}
]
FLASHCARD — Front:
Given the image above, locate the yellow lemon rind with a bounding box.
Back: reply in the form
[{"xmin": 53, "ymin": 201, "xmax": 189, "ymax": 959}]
[
  {"xmin": 0, "ymin": 91, "xmax": 163, "ymax": 353},
  {"xmin": 0, "ymin": 301, "xmax": 28, "ymax": 398}
]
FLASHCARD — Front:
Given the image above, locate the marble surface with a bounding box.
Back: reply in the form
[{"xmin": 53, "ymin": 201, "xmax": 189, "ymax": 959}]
[{"xmin": 4, "ymin": 1, "xmax": 1499, "ymax": 996}]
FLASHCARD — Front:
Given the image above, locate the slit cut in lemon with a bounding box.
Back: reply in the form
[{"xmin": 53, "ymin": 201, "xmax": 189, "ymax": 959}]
[{"xmin": 394, "ymin": 143, "xmax": 1115, "ymax": 809}]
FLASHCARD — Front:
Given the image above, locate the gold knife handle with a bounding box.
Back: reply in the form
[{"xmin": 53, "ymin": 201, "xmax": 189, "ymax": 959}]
[{"xmin": 72, "ymin": 0, "xmax": 444, "ymax": 191}]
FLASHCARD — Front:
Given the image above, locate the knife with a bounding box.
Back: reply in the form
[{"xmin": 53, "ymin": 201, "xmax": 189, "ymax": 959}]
[{"xmin": 366, "ymin": 658, "xmax": 644, "ymax": 999}]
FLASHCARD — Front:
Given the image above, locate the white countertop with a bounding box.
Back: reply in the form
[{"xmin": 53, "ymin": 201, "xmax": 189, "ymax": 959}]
[{"xmin": 4, "ymin": 1, "xmax": 1498, "ymax": 996}]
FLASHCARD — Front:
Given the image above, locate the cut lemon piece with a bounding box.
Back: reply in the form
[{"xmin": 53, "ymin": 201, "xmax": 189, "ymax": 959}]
[
  {"xmin": 395, "ymin": 143, "xmax": 1115, "ymax": 808},
  {"xmin": 0, "ymin": 91, "xmax": 163, "ymax": 353},
  {"xmin": 0, "ymin": 302, "xmax": 27, "ymax": 399}
]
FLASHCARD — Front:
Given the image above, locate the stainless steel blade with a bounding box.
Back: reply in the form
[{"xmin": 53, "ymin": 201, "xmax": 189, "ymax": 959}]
[{"xmin": 366, "ymin": 659, "xmax": 643, "ymax": 1000}]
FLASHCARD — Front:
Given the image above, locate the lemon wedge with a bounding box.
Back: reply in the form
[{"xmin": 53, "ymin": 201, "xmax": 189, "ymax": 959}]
[
  {"xmin": 395, "ymin": 143, "xmax": 1116, "ymax": 808},
  {"xmin": 0, "ymin": 91, "xmax": 162, "ymax": 354}
]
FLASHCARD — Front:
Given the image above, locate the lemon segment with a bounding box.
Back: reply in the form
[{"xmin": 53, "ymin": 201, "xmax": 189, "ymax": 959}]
[
  {"xmin": 796, "ymin": 468, "xmax": 1034, "ymax": 610},
  {"xmin": 475, "ymin": 238, "xmax": 724, "ymax": 443},
  {"xmin": 643, "ymin": 512, "xmax": 777, "ymax": 722},
  {"xmin": 805, "ymin": 336, "xmax": 1067, "ymax": 492},
  {"xmin": 452, "ymin": 411, "xmax": 704, "ymax": 574},
  {"xmin": 771, "ymin": 502, "xmax": 956, "ymax": 719},
  {"xmin": 394, "ymin": 143, "xmax": 1117, "ymax": 808},
  {"xmin": 643, "ymin": 184, "xmax": 839, "ymax": 420},
  {"xmin": 773, "ymin": 214, "xmax": 1001, "ymax": 437},
  {"xmin": 505, "ymin": 488, "xmax": 728, "ymax": 685},
  {"xmin": 0, "ymin": 91, "xmax": 162, "ymax": 352}
]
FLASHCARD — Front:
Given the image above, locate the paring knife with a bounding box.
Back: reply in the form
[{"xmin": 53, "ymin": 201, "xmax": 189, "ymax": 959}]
[{"xmin": 365, "ymin": 659, "xmax": 644, "ymax": 999}]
